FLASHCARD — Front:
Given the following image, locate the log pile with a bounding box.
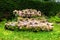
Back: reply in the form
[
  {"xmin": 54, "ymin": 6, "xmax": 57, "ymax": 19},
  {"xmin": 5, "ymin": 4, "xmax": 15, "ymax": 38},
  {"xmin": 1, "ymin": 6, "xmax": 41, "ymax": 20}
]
[
  {"xmin": 13, "ymin": 9, "xmax": 41, "ymax": 18},
  {"xmin": 5, "ymin": 9, "xmax": 54, "ymax": 31}
]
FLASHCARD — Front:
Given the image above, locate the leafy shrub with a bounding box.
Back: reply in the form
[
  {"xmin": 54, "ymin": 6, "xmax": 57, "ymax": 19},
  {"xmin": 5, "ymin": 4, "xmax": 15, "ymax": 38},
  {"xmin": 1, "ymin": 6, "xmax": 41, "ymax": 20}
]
[
  {"xmin": 56, "ymin": 12, "xmax": 60, "ymax": 18},
  {"xmin": 48, "ymin": 16, "xmax": 60, "ymax": 23}
]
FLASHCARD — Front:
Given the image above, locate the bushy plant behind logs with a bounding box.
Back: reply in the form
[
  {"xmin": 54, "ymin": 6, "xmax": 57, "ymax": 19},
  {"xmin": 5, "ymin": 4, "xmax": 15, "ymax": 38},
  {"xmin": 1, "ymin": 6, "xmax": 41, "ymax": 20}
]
[{"xmin": 0, "ymin": 0, "xmax": 60, "ymax": 19}]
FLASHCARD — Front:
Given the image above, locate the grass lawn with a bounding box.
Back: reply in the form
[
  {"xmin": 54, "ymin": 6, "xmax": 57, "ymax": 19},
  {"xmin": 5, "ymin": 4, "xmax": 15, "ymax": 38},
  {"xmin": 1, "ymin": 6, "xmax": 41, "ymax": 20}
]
[{"xmin": 0, "ymin": 19, "xmax": 60, "ymax": 40}]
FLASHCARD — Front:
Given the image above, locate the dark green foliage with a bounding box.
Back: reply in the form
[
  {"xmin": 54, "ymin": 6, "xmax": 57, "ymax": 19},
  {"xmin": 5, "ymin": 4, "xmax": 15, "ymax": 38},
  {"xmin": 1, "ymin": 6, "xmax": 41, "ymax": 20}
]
[{"xmin": 0, "ymin": 0, "xmax": 60, "ymax": 19}]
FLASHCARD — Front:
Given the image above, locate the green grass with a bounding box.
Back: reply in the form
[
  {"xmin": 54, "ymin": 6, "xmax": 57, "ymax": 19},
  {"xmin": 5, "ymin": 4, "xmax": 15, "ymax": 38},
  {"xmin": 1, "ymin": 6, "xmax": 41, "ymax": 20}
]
[{"xmin": 0, "ymin": 20, "xmax": 60, "ymax": 40}]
